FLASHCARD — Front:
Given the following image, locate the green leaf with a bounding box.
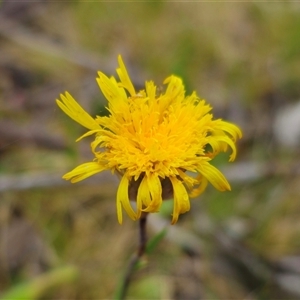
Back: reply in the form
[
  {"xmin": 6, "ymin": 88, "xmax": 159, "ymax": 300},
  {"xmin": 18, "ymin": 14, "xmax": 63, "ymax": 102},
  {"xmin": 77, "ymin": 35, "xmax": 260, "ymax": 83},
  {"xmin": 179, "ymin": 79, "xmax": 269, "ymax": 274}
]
[
  {"xmin": 1, "ymin": 265, "xmax": 78, "ymax": 300},
  {"xmin": 146, "ymin": 228, "xmax": 167, "ymax": 255}
]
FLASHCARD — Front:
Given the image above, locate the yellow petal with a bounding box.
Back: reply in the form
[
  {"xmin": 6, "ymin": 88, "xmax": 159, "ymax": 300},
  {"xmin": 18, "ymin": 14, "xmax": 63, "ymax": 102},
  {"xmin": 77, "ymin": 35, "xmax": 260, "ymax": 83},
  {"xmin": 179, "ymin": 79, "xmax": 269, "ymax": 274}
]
[
  {"xmin": 189, "ymin": 174, "xmax": 208, "ymax": 198},
  {"xmin": 142, "ymin": 173, "xmax": 162, "ymax": 213},
  {"xmin": 169, "ymin": 176, "xmax": 190, "ymax": 224},
  {"xmin": 216, "ymin": 120, "xmax": 243, "ymax": 141},
  {"xmin": 136, "ymin": 176, "xmax": 151, "ymax": 218},
  {"xmin": 56, "ymin": 92, "xmax": 100, "ymax": 130},
  {"xmin": 117, "ymin": 175, "xmax": 137, "ymax": 224},
  {"xmin": 209, "ymin": 134, "xmax": 238, "ymax": 162},
  {"xmin": 116, "ymin": 55, "xmax": 136, "ymax": 97},
  {"xmin": 197, "ymin": 161, "xmax": 231, "ymax": 191},
  {"xmin": 163, "ymin": 76, "xmax": 185, "ymax": 101},
  {"xmin": 96, "ymin": 73, "xmax": 126, "ymax": 109},
  {"xmin": 177, "ymin": 169, "xmax": 198, "ymax": 190},
  {"xmin": 63, "ymin": 162, "xmax": 105, "ymax": 183},
  {"xmin": 76, "ymin": 129, "xmax": 102, "ymax": 142},
  {"xmin": 145, "ymin": 81, "xmax": 156, "ymax": 101}
]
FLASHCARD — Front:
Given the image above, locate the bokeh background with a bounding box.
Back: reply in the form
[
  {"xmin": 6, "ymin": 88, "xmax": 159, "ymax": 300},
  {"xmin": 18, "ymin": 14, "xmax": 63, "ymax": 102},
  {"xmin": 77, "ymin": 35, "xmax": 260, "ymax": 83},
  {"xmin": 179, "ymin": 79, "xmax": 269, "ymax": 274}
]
[{"xmin": 1, "ymin": 1, "xmax": 300, "ymax": 299}]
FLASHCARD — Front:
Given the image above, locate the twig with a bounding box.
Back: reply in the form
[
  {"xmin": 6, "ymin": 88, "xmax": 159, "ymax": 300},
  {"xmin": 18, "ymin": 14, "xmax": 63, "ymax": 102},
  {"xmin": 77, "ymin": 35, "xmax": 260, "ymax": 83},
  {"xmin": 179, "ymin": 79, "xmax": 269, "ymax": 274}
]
[
  {"xmin": 0, "ymin": 16, "xmax": 144, "ymax": 87},
  {"xmin": 116, "ymin": 212, "xmax": 148, "ymax": 300},
  {"xmin": 0, "ymin": 171, "xmax": 118, "ymax": 193}
]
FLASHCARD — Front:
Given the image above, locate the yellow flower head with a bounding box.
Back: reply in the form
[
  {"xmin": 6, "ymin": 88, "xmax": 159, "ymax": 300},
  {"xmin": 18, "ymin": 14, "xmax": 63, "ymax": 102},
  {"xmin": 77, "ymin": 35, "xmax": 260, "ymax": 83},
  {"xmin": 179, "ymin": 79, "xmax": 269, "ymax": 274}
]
[{"xmin": 57, "ymin": 55, "xmax": 242, "ymax": 224}]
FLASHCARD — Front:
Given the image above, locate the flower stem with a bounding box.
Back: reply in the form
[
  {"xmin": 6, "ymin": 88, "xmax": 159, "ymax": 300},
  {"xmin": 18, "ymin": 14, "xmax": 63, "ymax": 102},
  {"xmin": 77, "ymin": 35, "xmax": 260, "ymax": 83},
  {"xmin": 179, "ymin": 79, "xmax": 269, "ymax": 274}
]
[{"xmin": 115, "ymin": 212, "xmax": 148, "ymax": 300}]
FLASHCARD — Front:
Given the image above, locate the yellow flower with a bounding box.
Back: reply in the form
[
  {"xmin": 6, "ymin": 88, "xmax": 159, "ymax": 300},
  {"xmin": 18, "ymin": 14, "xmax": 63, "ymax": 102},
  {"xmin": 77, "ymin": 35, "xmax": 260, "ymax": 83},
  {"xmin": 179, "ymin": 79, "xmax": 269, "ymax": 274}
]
[{"xmin": 57, "ymin": 55, "xmax": 242, "ymax": 224}]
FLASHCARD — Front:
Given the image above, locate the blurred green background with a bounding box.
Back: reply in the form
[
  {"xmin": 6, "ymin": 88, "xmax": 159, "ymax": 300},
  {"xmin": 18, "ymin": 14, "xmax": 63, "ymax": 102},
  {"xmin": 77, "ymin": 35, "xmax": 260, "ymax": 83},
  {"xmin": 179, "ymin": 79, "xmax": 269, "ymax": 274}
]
[{"xmin": 1, "ymin": 1, "xmax": 300, "ymax": 299}]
